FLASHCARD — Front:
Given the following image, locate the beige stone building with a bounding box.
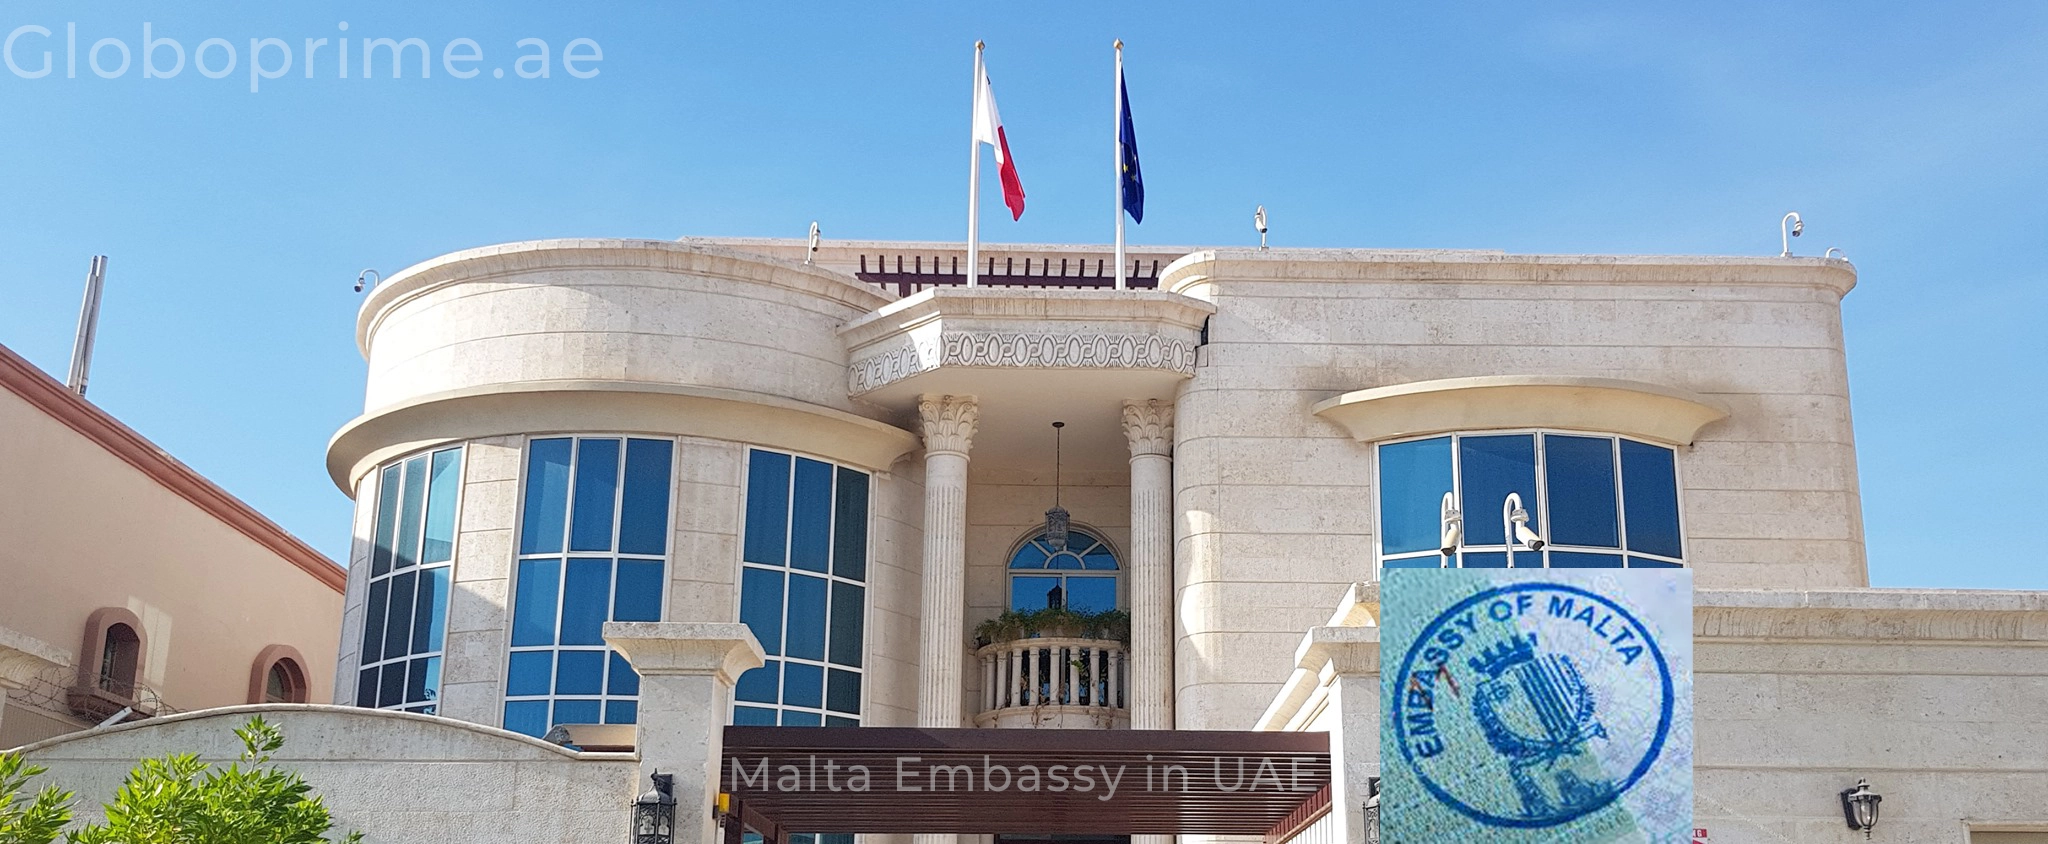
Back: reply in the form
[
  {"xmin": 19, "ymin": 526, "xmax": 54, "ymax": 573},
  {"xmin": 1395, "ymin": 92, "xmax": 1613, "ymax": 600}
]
[
  {"xmin": 0, "ymin": 342, "xmax": 345, "ymax": 748},
  {"xmin": 14, "ymin": 238, "xmax": 2048, "ymax": 844}
]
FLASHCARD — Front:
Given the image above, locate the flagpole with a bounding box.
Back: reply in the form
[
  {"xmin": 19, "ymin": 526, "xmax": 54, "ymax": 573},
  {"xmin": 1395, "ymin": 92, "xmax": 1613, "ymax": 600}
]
[
  {"xmin": 968, "ymin": 41, "xmax": 984, "ymax": 288},
  {"xmin": 1114, "ymin": 40, "xmax": 1126, "ymax": 291}
]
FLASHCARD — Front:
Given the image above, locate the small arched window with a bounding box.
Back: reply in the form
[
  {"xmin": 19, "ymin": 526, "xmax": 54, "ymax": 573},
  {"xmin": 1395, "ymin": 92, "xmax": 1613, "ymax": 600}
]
[
  {"xmin": 1007, "ymin": 528, "xmax": 1120, "ymax": 612},
  {"xmin": 249, "ymin": 645, "xmax": 311, "ymax": 704},
  {"xmin": 77, "ymin": 607, "xmax": 147, "ymax": 703}
]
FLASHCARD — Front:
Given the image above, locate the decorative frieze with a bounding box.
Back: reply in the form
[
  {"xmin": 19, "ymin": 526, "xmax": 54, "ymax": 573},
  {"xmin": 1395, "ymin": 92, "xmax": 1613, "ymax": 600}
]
[{"xmin": 850, "ymin": 331, "xmax": 1198, "ymax": 395}]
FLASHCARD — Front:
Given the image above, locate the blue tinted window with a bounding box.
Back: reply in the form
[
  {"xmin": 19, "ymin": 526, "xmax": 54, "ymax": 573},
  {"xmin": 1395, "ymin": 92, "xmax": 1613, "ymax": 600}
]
[
  {"xmin": 504, "ymin": 701, "xmax": 550, "ymax": 737},
  {"xmin": 560, "ymin": 558, "xmax": 612, "ymax": 646},
  {"xmin": 1379, "ymin": 437, "xmax": 1453, "ymax": 555},
  {"xmin": 1544, "ymin": 435, "xmax": 1619, "ymax": 548},
  {"xmin": 607, "ymin": 653, "xmax": 639, "ymax": 696},
  {"xmin": 382, "ymin": 571, "xmax": 415, "ymax": 661},
  {"xmin": 827, "ymin": 669, "xmax": 861, "ymax": 714},
  {"xmin": 553, "ymin": 699, "xmax": 600, "ymax": 727},
  {"xmin": 613, "ymin": 560, "xmax": 663, "ymax": 622},
  {"xmin": 618, "ymin": 439, "xmax": 673, "ymax": 556},
  {"xmin": 361, "ymin": 579, "xmax": 388, "ymax": 664},
  {"xmin": 1622, "ymin": 440, "xmax": 1683, "ymax": 558},
  {"xmin": 511, "ymin": 559, "xmax": 561, "ymax": 647},
  {"xmin": 1011, "ymin": 576, "xmax": 1060, "ymax": 611},
  {"xmin": 555, "ymin": 650, "xmax": 605, "ymax": 695},
  {"xmin": 422, "ymin": 449, "xmax": 461, "ymax": 563},
  {"xmin": 372, "ymin": 464, "xmax": 401, "ymax": 576},
  {"xmin": 507, "ymin": 651, "xmax": 552, "ymax": 696},
  {"xmin": 1549, "ymin": 551, "xmax": 1624, "ymax": 568},
  {"xmin": 605, "ymin": 701, "xmax": 638, "ymax": 725},
  {"xmin": 569, "ymin": 439, "xmax": 620, "ymax": 552},
  {"xmin": 740, "ymin": 568, "xmax": 785, "ymax": 655},
  {"xmin": 519, "ymin": 439, "xmax": 573, "ymax": 555},
  {"xmin": 1383, "ymin": 556, "xmax": 1444, "ymax": 569},
  {"xmin": 736, "ymin": 449, "xmax": 868, "ymax": 725},
  {"xmin": 1065, "ymin": 578, "xmax": 1117, "ymax": 613},
  {"xmin": 411, "ymin": 566, "xmax": 449, "ymax": 655},
  {"xmin": 1629, "ymin": 556, "xmax": 1682, "ymax": 568},
  {"xmin": 743, "ymin": 451, "xmax": 791, "ymax": 565},
  {"xmin": 1460, "ymin": 435, "xmax": 1539, "ymax": 544},
  {"xmin": 394, "ymin": 455, "xmax": 428, "ymax": 569},
  {"xmin": 1461, "ymin": 551, "xmax": 1509, "ymax": 569}
]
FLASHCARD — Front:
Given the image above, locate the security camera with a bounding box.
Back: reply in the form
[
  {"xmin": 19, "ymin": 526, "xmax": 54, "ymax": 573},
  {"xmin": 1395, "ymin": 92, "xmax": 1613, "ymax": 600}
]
[
  {"xmin": 1791, "ymin": 220, "xmax": 1804, "ymax": 237},
  {"xmin": 1514, "ymin": 522, "xmax": 1547, "ymax": 551},
  {"xmin": 1439, "ymin": 492, "xmax": 1462, "ymax": 556}
]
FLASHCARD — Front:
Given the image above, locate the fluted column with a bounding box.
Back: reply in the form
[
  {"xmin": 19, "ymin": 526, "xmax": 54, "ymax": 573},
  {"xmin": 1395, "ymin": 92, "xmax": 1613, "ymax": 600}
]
[
  {"xmin": 1124, "ymin": 399, "xmax": 1175, "ymax": 731},
  {"xmin": 916, "ymin": 394, "xmax": 978, "ymax": 728}
]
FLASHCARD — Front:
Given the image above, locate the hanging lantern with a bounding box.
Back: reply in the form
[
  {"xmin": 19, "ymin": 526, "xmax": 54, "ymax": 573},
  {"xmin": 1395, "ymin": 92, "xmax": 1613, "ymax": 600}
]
[
  {"xmin": 1044, "ymin": 422, "xmax": 1069, "ymax": 551},
  {"xmin": 632, "ymin": 771, "xmax": 676, "ymax": 844}
]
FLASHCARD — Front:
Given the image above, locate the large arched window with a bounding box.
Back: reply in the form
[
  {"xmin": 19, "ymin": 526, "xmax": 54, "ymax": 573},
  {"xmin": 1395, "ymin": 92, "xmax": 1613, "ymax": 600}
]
[
  {"xmin": 1007, "ymin": 529, "xmax": 1120, "ymax": 613},
  {"xmin": 77, "ymin": 607, "xmax": 145, "ymax": 700},
  {"xmin": 1376, "ymin": 431, "xmax": 1684, "ymax": 571}
]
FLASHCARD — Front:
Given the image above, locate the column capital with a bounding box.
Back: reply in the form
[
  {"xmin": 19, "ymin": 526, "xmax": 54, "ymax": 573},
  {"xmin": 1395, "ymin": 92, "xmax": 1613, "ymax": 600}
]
[
  {"xmin": 603, "ymin": 622, "xmax": 765, "ymax": 685},
  {"xmin": 1122, "ymin": 399, "xmax": 1175, "ymax": 458},
  {"xmin": 918, "ymin": 394, "xmax": 980, "ymax": 457}
]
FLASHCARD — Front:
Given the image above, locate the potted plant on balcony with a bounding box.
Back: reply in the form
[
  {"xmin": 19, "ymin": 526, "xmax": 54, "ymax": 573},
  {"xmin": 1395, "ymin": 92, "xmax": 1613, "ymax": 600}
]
[{"xmin": 974, "ymin": 607, "xmax": 1129, "ymax": 645}]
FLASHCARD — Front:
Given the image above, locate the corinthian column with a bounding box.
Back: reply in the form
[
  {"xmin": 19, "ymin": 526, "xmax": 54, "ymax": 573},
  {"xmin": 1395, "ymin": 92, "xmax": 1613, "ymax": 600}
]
[
  {"xmin": 1123, "ymin": 399, "xmax": 1175, "ymax": 732},
  {"xmin": 915, "ymin": 394, "xmax": 978, "ymax": 728}
]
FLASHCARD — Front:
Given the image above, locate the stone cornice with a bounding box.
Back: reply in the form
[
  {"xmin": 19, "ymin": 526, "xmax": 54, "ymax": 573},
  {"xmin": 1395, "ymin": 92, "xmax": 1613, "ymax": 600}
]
[
  {"xmin": 1694, "ymin": 588, "xmax": 2048, "ymax": 644},
  {"xmin": 603, "ymin": 622, "xmax": 766, "ymax": 686},
  {"xmin": 1122, "ymin": 400, "xmax": 1174, "ymax": 458},
  {"xmin": 917, "ymin": 395, "xmax": 979, "ymax": 457},
  {"xmin": 1161, "ymin": 249, "xmax": 1858, "ymax": 300}
]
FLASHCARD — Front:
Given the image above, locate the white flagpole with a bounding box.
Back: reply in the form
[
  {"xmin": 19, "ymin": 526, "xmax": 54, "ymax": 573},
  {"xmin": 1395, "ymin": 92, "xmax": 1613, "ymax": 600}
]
[
  {"xmin": 967, "ymin": 41, "xmax": 984, "ymax": 288},
  {"xmin": 1113, "ymin": 40, "xmax": 1126, "ymax": 291}
]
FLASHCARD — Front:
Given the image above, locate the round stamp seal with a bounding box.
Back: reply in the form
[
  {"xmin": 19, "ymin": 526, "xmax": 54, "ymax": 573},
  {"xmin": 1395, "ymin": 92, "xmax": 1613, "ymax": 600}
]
[{"xmin": 1392, "ymin": 581, "xmax": 1673, "ymax": 829}]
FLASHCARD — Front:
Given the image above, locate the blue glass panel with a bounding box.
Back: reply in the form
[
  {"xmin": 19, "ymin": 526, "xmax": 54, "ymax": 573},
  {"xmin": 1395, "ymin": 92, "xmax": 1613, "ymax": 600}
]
[
  {"xmin": 828, "ymin": 583, "xmax": 865, "ymax": 668},
  {"xmin": 733, "ymin": 706, "xmax": 777, "ymax": 726},
  {"xmin": 781, "ymin": 710, "xmax": 822, "ymax": 727},
  {"xmin": 735, "ymin": 660, "xmax": 779, "ymax": 704},
  {"xmin": 604, "ymin": 700, "xmax": 638, "ymax": 725},
  {"xmin": 560, "ymin": 558, "xmax": 613, "ymax": 646},
  {"xmin": 1621, "ymin": 440, "xmax": 1683, "ymax": 559},
  {"xmin": 1381, "ymin": 556, "xmax": 1445, "ymax": 569},
  {"xmin": 613, "ymin": 560, "xmax": 663, "ymax": 622},
  {"xmin": 1065, "ymin": 577, "xmax": 1117, "ymax": 613},
  {"xmin": 739, "ymin": 568, "xmax": 785, "ymax": 655},
  {"xmin": 790, "ymin": 458, "xmax": 833, "ymax": 573},
  {"xmin": 511, "ymin": 559, "xmax": 561, "ymax": 647},
  {"xmin": 372, "ymin": 464, "xmax": 401, "ymax": 576},
  {"xmin": 1629, "ymin": 556, "xmax": 1683, "ymax": 568},
  {"xmin": 360, "ymin": 578, "xmax": 389, "ymax": 661},
  {"xmin": 824, "ymin": 716, "xmax": 859, "ymax": 727},
  {"xmin": 519, "ymin": 439, "xmax": 573, "ymax": 555},
  {"xmin": 1009, "ymin": 542, "xmax": 1050, "ymax": 570},
  {"xmin": 553, "ymin": 699, "xmax": 600, "ymax": 727},
  {"xmin": 422, "ymin": 449, "xmax": 461, "ymax": 563},
  {"xmin": 1011, "ymin": 576, "xmax": 1060, "ymax": 611},
  {"xmin": 569, "ymin": 439, "xmax": 621, "ymax": 553},
  {"xmin": 820, "ymin": 834, "xmax": 855, "ymax": 844},
  {"xmin": 826, "ymin": 668, "xmax": 861, "ymax": 714},
  {"xmin": 618, "ymin": 439, "xmax": 673, "ymax": 556},
  {"xmin": 833, "ymin": 467, "xmax": 869, "ymax": 581},
  {"xmin": 1544, "ymin": 435, "xmax": 1620, "ymax": 548},
  {"xmin": 395, "ymin": 455, "xmax": 428, "ymax": 569},
  {"xmin": 1081, "ymin": 546, "xmax": 1118, "ymax": 570},
  {"xmin": 503, "ymin": 700, "xmax": 550, "ymax": 737},
  {"xmin": 411, "ymin": 566, "xmax": 449, "ymax": 655},
  {"xmin": 1378, "ymin": 438, "xmax": 1454, "ymax": 554},
  {"xmin": 555, "ymin": 650, "xmax": 605, "ymax": 695},
  {"xmin": 1461, "ymin": 551, "xmax": 1509, "ymax": 569},
  {"xmin": 406, "ymin": 656, "xmax": 440, "ymax": 705},
  {"xmin": 382, "ymin": 570, "xmax": 416, "ymax": 661},
  {"xmin": 355, "ymin": 667, "xmax": 378, "ymax": 708},
  {"xmin": 506, "ymin": 651, "xmax": 552, "ymax": 696},
  {"xmin": 785, "ymin": 574, "xmax": 827, "ymax": 661},
  {"xmin": 607, "ymin": 652, "xmax": 640, "ymax": 696},
  {"xmin": 783, "ymin": 662, "xmax": 824, "ymax": 708},
  {"xmin": 1460, "ymin": 435, "xmax": 1540, "ymax": 544},
  {"xmin": 743, "ymin": 451, "xmax": 791, "ymax": 565},
  {"xmin": 1048, "ymin": 552, "xmax": 1083, "ymax": 570},
  {"xmin": 377, "ymin": 660, "xmax": 406, "ymax": 707},
  {"xmin": 1549, "ymin": 551, "xmax": 1624, "ymax": 568}
]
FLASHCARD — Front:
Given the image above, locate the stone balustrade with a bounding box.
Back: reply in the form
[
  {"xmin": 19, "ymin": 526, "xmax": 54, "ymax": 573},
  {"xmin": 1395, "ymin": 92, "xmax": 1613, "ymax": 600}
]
[{"xmin": 974, "ymin": 637, "xmax": 1130, "ymax": 729}]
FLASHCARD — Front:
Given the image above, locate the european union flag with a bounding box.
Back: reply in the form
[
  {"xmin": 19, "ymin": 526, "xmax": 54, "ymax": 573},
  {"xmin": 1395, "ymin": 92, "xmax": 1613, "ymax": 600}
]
[{"xmin": 1119, "ymin": 69, "xmax": 1143, "ymax": 224}]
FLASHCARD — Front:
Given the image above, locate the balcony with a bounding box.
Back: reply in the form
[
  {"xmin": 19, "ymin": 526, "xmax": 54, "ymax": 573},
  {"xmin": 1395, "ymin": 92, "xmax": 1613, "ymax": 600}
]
[{"xmin": 974, "ymin": 636, "xmax": 1130, "ymax": 729}]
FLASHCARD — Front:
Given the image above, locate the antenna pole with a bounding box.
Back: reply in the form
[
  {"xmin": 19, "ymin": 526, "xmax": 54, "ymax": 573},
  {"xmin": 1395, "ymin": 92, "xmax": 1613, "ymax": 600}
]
[{"xmin": 66, "ymin": 256, "xmax": 109, "ymax": 397}]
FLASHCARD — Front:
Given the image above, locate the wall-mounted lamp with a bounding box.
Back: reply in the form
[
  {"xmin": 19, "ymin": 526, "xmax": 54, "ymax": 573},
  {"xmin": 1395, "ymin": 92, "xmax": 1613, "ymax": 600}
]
[
  {"xmin": 1362, "ymin": 775, "xmax": 1381, "ymax": 844},
  {"xmin": 1781, "ymin": 212, "xmax": 1804, "ymax": 257},
  {"xmin": 633, "ymin": 771, "xmax": 676, "ymax": 844},
  {"xmin": 1439, "ymin": 492, "xmax": 1462, "ymax": 558},
  {"xmin": 1840, "ymin": 778, "xmax": 1881, "ymax": 839}
]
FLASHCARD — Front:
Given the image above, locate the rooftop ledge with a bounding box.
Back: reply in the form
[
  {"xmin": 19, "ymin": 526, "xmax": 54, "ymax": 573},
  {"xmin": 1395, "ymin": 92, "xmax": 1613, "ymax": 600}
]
[{"xmin": 1160, "ymin": 249, "xmax": 1857, "ymax": 299}]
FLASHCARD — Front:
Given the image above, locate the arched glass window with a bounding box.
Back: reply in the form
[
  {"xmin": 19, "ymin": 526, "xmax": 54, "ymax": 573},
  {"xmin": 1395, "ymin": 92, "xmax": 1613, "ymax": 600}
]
[
  {"xmin": 1008, "ymin": 529, "xmax": 1120, "ymax": 613},
  {"xmin": 98, "ymin": 623, "xmax": 140, "ymax": 696},
  {"xmin": 251, "ymin": 646, "xmax": 310, "ymax": 704},
  {"xmin": 1376, "ymin": 431, "xmax": 1684, "ymax": 571}
]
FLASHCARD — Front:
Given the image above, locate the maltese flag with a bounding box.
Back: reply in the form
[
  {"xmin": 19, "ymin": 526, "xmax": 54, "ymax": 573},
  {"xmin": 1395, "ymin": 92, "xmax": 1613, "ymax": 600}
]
[{"xmin": 972, "ymin": 60, "xmax": 1026, "ymax": 220}]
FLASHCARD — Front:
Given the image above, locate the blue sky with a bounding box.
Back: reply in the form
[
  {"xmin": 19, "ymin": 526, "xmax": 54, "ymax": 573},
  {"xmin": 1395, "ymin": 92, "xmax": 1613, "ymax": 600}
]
[{"xmin": 1, "ymin": 2, "xmax": 2042, "ymax": 589}]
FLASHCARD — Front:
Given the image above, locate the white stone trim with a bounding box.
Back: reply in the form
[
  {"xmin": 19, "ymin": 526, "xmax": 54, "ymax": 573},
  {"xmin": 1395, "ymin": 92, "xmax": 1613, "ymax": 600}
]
[{"xmin": 1312, "ymin": 375, "xmax": 1730, "ymax": 447}]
